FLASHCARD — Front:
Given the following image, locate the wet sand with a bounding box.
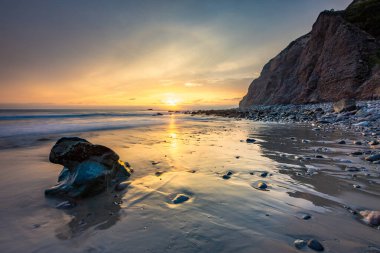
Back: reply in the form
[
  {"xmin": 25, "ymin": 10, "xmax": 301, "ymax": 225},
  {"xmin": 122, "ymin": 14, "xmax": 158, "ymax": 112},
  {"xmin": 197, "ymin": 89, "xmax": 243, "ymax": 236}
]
[{"xmin": 0, "ymin": 115, "xmax": 379, "ymax": 253}]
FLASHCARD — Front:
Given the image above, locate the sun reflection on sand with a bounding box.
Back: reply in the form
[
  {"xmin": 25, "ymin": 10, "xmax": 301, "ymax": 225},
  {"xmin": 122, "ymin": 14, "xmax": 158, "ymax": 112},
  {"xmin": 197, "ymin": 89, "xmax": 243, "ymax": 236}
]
[{"xmin": 168, "ymin": 114, "xmax": 178, "ymax": 151}]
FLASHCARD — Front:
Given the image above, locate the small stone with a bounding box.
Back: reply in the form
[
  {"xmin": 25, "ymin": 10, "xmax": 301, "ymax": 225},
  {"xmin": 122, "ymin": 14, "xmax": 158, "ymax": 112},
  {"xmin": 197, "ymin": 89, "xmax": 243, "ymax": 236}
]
[
  {"xmin": 345, "ymin": 167, "xmax": 360, "ymax": 172},
  {"xmin": 155, "ymin": 171, "xmax": 164, "ymax": 176},
  {"xmin": 258, "ymin": 182, "xmax": 268, "ymax": 190},
  {"xmin": 222, "ymin": 175, "xmax": 231, "ymax": 180},
  {"xmin": 351, "ymin": 151, "xmax": 363, "ymax": 156},
  {"xmin": 353, "ymin": 184, "xmax": 361, "ymax": 189},
  {"xmin": 302, "ymin": 214, "xmax": 312, "ymax": 220},
  {"xmin": 246, "ymin": 138, "xmax": 256, "ymax": 143},
  {"xmin": 260, "ymin": 172, "xmax": 268, "ymax": 177},
  {"xmin": 294, "ymin": 239, "xmax": 307, "ymax": 249},
  {"xmin": 307, "ymin": 239, "xmax": 324, "ymax": 251},
  {"xmin": 369, "ymin": 140, "xmax": 379, "ymax": 146},
  {"xmin": 172, "ymin": 194, "xmax": 190, "ymax": 204},
  {"xmin": 359, "ymin": 210, "xmax": 380, "ymax": 226},
  {"xmin": 365, "ymin": 154, "xmax": 380, "ymax": 162},
  {"xmin": 353, "ymin": 141, "xmax": 362, "ymax": 145},
  {"xmin": 337, "ymin": 140, "xmax": 346, "ymax": 144}
]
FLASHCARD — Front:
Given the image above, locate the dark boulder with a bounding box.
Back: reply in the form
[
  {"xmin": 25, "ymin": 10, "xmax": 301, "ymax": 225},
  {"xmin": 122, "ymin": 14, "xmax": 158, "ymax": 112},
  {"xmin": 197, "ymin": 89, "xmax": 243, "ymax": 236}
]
[{"xmin": 45, "ymin": 137, "xmax": 132, "ymax": 199}]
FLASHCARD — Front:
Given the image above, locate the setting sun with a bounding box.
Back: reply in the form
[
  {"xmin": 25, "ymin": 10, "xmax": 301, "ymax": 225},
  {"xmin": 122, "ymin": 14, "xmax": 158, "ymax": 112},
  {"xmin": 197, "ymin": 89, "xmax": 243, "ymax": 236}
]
[{"xmin": 164, "ymin": 97, "xmax": 180, "ymax": 107}]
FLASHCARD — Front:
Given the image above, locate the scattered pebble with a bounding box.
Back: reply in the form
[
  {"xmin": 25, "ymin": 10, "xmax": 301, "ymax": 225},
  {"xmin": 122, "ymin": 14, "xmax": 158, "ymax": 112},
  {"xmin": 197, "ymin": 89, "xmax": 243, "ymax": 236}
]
[
  {"xmin": 155, "ymin": 171, "xmax": 164, "ymax": 176},
  {"xmin": 294, "ymin": 239, "xmax": 307, "ymax": 249},
  {"xmin": 172, "ymin": 194, "xmax": 190, "ymax": 204},
  {"xmin": 302, "ymin": 214, "xmax": 312, "ymax": 220},
  {"xmin": 365, "ymin": 154, "xmax": 380, "ymax": 162},
  {"xmin": 307, "ymin": 239, "xmax": 324, "ymax": 252},
  {"xmin": 257, "ymin": 182, "xmax": 268, "ymax": 190},
  {"xmin": 246, "ymin": 138, "xmax": 256, "ymax": 143},
  {"xmin": 222, "ymin": 175, "xmax": 231, "ymax": 180},
  {"xmin": 359, "ymin": 210, "xmax": 380, "ymax": 226}
]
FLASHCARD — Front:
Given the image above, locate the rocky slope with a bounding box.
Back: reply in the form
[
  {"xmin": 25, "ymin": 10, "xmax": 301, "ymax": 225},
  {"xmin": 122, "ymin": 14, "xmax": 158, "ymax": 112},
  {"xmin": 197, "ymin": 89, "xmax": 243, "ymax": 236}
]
[{"xmin": 239, "ymin": 0, "xmax": 380, "ymax": 111}]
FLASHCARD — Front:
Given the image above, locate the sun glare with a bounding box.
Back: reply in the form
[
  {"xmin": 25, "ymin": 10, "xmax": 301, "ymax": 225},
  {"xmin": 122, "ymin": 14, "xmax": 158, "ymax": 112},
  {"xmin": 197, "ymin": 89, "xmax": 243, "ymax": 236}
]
[{"xmin": 164, "ymin": 97, "xmax": 180, "ymax": 107}]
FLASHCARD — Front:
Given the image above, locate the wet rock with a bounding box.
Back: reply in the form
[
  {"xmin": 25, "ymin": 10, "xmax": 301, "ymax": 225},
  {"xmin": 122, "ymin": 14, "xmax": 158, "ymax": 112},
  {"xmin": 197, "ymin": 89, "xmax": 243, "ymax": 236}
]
[
  {"xmin": 294, "ymin": 239, "xmax": 307, "ymax": 249},
  {"xmin": 302, "ymin": 214, "xmax": 312, "ymax": 220},
  {"xmin": 155, "ymin": 171, "xmax": 164, "ymax": 176},
  {"xmin": 172, "ymin": 194, "xmax": 190, "ymax": 204},
  {"xmin": 257, "ymin": 182, "xmax": 268, "ymax": 190},
  {"xmin": 45, "ymin": 137, "xmax": 132, "ymax": 199},
  {"xmin": 345, "ymin": 166, "xmax": 360, "ymax": 172},
  {"xmin": 222, "ymin": 170, "xmax": 233, "ymax": 180},
  {"xmin": 333, "ymin": 99, "xmax": 356, "ymax": 113},
  {"xmin": 365, "ymin": 154, "xmax": 380, "ymax": 162},
  {"xmin": 359, "ymin": 210, "xmax": 380, "ymax": 226},
  {"xmin": 307, "ymin": 239, "xmax": 324, "ymax": 252},
  {"xmin": 351, "ymin": 151, "xmax": 363, "ymax": 156},
  {"xmin": 246, "ymin": 138, "xmax": 256, "ymax": 143},
  {"xmin": 337, "ymin": 140, "xmax": 346, "ymax": 144},
  {"xmin": 222, "ymin": 175, "xmax": 231, "ymax": 180}
]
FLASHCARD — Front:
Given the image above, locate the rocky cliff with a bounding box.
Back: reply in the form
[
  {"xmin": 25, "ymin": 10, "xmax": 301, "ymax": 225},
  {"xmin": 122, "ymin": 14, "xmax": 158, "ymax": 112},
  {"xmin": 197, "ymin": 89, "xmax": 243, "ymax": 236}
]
[{"xmin": 239, "ymin": 0, "xmax": 380, "ymax": 110}]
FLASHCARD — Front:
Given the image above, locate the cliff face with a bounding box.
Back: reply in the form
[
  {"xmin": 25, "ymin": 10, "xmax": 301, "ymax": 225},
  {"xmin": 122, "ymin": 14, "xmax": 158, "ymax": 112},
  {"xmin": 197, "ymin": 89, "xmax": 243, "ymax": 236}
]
[{"xmin": 239, "ymin": 0, "xmax": 380, "ymax": 110}]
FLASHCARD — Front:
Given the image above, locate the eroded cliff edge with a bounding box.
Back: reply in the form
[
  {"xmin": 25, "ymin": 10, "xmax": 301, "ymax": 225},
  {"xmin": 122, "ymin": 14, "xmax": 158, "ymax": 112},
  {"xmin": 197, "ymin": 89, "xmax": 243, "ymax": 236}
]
[{"xmin": 239, "ymin": 0, "xmax": 380, "ymax": 110}]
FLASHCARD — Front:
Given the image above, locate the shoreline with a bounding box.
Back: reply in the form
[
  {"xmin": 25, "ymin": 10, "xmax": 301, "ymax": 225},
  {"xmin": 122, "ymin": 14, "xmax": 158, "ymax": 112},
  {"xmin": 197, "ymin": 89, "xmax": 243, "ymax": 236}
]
[{"xmin": 188, "ymin": 99, "xmax": 380, "ymax": 132}]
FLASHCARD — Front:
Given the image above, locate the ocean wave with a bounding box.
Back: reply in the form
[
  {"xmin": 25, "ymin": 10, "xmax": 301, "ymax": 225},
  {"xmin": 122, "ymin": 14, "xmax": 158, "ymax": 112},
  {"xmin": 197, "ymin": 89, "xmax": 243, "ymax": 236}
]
[
  {"xmin": 0, "ymin": 118, "xmax": 167, "ymax": 138},
  {"xmin": 0, "ymin": 112, "xmax": 157, "ymax": 120}
]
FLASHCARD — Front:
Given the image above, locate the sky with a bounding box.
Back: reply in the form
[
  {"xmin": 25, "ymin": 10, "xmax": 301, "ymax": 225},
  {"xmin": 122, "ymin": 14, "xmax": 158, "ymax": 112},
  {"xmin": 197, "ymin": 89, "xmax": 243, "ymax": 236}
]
[{"xmin": 0, "ymin": 0, "xmax": 352, "ymax": 109}]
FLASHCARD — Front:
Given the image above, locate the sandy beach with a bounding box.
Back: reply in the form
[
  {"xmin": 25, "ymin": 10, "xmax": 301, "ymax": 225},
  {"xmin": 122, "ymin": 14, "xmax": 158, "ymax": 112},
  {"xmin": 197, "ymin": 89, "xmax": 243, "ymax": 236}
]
[{"xmin": 0, "ymin": 112, "xmax": 379, "ymax": 253}]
